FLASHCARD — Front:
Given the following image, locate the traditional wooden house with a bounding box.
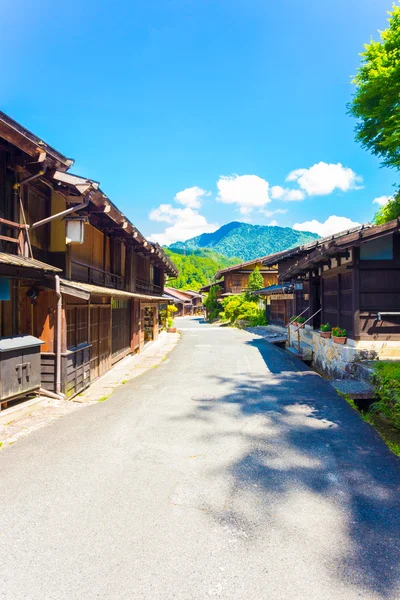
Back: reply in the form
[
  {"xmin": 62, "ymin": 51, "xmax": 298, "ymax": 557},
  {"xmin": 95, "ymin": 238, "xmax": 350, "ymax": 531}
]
[
  {"xmin": 0, "ymin": 111, "xmax": 178, "ymax": 408},
  {"xmin": 211, "ymin": 257, "xmax": 278, "ymax": 296},
  {"xmin": 262, "ymin": 221, "xmax": 400, "ymax": 377},
  {"xmin": 163, "ymin": 287, "xmax": 199, "ymax": 316}
]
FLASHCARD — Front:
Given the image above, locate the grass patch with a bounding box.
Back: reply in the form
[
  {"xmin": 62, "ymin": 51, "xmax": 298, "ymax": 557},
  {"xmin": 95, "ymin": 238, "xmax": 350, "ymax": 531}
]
[
  {"xmin": 371, "ymin": 361, "xmax": 400, "ymax": 430},
  {"xmin": 338, "ymin": 391, "xmax": 400, "ymax": 457},
  {"xmin": 98, "ymin": 394, "xmax": 111, "ymax": 403},
  {"xmin": 121, "ymin": 379, "xmax": 128, "ymax": 385}
]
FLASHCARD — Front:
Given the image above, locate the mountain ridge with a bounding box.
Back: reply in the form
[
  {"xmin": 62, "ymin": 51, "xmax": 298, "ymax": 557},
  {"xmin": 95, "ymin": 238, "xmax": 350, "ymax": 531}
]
[{"xmin": 168, "ymin": 221, "xmax": 319, "ymax": 262}]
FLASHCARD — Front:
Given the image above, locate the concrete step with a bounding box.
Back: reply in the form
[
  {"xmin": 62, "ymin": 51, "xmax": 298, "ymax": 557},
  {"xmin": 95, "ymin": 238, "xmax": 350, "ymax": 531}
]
[
  {"xmin": 378, "ymin": 348, "xmax": 400, "ymax": 359},
  {"xmin": 331, "ymin": 379, "xmax": 375, "ymax": 400},
  {"xmin": 287, "ymin": 344, "xmax": 313, "ymax": 362}
]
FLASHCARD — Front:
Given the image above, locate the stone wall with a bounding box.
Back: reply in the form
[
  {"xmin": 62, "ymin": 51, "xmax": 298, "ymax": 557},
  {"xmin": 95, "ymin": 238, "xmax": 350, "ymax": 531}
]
[{"xmin": 286, "ymin": 324, "xmax": 400, "ymax": 379}]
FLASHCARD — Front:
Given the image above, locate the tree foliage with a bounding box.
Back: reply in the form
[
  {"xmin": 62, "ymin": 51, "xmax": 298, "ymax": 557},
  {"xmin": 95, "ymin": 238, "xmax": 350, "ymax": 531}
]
[
  {"xmin": 374, "ymin": 192, "xmax": 400, "ymax": 224},
  {"xmin": 349, "ymin": 4, "xmax": 400, "ymax": 171},
  {"xmin": 244, "ymin": 266, "xmax": 264, "ymax": 300},
  {"xmin": 165, "ymin": 248, "xmax": 240, "ymax": 291},
  {"xmin": 168, "ymin": 222, "xmax": 318, "ymax": 261},
  {"xmin": 203, "ymin": 285, "xmax": 221, "ymax": 322}
]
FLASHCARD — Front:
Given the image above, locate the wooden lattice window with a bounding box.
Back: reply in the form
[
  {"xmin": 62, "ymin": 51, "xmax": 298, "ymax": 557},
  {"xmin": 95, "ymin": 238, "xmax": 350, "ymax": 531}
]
[{"xmin": 66, "ymin": 306, "xmax": 89, "ymax": 349}]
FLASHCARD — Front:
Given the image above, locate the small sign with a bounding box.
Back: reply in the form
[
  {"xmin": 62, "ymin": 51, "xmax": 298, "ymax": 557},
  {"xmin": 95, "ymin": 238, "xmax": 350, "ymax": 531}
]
[{"xmin": 0, "ymin": 278, "xmax": 10, "ymax": 301}]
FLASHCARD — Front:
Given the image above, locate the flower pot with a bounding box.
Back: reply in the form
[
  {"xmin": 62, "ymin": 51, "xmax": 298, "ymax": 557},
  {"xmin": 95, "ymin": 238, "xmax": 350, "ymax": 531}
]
[
  {"xmin": 320, "ymin": 331, "xmax": 331, "ymax": 339},
  {"xmin": 332, "ymin": 335, "xmax": 346, "ymax": 345},
  {"xmin": 167, "ymin": 327, "xmax": 177, "ymax": 333}
]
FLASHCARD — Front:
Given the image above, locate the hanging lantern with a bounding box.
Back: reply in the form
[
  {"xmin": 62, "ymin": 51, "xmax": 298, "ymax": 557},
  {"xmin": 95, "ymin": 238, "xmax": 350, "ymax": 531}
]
[{"xmin": 65, "ymin": 216, "xmax": 87, "ymax": 245}]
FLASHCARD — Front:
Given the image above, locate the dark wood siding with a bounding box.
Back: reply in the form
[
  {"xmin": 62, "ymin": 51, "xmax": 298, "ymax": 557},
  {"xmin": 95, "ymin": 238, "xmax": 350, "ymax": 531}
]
[
  {"xmin": 359, "ymin": 262, "xmax": 400, "ymax": 340},
  {"xmin": 295, "ymin": 281, "xmax": 310, "ymax": 317},
  {"xmin": 321, "ymin": 271, "xmax": 354, "ymax": 336},
  {"xmin": 90, "ymin": 304, "xmax": 111, "ymax": 380},
  {"xmin": 111, "ymin": 299, "xmax": 131, "ymax": 364},
  {"xmin": 270, "ymin": 296, "xmax": 294, "ymax": 325},
  {"xmin": 41, "ymin": 347, "xmax": 91, "ymax": 398}
]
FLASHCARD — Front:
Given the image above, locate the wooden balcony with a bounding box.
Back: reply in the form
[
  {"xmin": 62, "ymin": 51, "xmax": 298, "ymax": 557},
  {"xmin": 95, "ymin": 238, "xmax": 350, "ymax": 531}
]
[
  {"xmin": 71, "ymin": 260, "xmax": 125, "ymax": 290},
  {"xmin": 136, "ymin": 278, "xmax": 163, "ymax": 296}
]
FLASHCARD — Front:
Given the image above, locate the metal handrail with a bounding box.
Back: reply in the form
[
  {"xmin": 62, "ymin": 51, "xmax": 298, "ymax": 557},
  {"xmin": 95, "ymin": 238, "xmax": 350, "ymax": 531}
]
[
  {"xmin": 292, "ymin": 308, "xmax": 322, "ymax": 356},
  {"xmin": 377, "ymin": 312, "xmax": 400, "ymax": 321},
  {"xmin": 285, "ymin": 307, "xmax": 309, "ymax": 329},
  {"xmin": 292, "ymin": 308, "xmax": 321, "ymax": 333}
]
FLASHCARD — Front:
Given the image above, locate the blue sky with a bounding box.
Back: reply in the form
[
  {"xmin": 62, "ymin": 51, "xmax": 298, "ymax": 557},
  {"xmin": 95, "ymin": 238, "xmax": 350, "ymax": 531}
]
[{"xmin": 1, "ymin": 0, "xmax": 397, "ymax": 244}]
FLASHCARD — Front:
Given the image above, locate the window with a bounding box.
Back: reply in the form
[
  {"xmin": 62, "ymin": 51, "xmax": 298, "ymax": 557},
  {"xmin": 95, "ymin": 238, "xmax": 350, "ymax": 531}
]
[
  {"xmin": 360, "ymin": 235, "xmax": 393, "ymax": 260},
  {"xmin": 66, "ymin": 306, "xmax": 89, "ymax": 349}
]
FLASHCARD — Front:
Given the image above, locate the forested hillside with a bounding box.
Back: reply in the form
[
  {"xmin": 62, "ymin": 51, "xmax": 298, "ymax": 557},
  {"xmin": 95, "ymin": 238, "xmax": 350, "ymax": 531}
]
[
  {"xmin": 169, "ymin": 221, "xmax": 319, "ymax": 261},
  {"xmin": 165, "ymin": 248, "xmax": 240, "ymax": 291}
]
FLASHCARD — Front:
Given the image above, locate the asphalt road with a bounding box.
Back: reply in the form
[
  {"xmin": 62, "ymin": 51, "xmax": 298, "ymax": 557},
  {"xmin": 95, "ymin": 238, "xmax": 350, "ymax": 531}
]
[{"xmin": 1, "ymin": 317, "xmax": 400, "ymax": 600}]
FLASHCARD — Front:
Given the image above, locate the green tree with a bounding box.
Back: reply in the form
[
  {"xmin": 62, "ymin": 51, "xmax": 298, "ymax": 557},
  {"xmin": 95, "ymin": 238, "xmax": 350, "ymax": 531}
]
[
  {"xmin": 374, "ymin": 192, "xmax": 400, "ymax": 224},
  {"xmin": 349, "ymin": 4, "xmax": 400, "ymax": 172},
  {"xmin": 203, "ymin": 285, "xmax": 221, "ymax": 322},
  {"xmin": 244, "ymin": 266, "xmax": 264, "ymax": 300}
]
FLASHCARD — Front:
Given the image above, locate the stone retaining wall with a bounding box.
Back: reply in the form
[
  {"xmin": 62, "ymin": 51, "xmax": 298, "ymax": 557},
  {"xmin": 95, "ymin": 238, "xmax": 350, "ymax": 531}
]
[{"xmin": 287, "ymin": 324, "xmax": 399, "ymax": 379}]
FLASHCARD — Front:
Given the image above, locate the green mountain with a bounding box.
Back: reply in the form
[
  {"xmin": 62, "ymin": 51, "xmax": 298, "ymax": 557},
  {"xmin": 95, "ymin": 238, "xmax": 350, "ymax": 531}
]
[
  {"xmin": 169, "ymin": 221, "xmax": 319, "ymax": 261},
  {"xmin": 165, "ymin": 248, "xmax": 240, "ymax": 291}
]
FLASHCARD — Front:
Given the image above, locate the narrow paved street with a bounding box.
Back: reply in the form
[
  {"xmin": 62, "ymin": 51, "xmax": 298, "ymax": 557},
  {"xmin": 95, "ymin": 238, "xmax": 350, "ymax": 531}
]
[{"xmin": 1, "ymin": 317, "xmax": 399, "ymax": 600}]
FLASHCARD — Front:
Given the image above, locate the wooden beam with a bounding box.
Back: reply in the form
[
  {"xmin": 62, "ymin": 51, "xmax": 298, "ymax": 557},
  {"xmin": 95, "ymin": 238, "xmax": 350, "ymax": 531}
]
[{"xmin": 0, "ymin": 234, "xmax": 19, "ymax": 244}]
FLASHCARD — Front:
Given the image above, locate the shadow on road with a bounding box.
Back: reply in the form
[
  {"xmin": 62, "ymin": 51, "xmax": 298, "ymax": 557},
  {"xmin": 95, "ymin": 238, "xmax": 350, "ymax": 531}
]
[{"xmin": 178, "ymin": 335, "xmax": 400, "ymax": 598}]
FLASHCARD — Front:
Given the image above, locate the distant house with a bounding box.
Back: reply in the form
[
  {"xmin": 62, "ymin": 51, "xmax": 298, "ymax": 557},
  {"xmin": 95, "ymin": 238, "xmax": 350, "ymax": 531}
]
[
  {"xmin": 164, "ymin": 287, "xmax": 203, "ymax": 316},
  {"xmin": 201, "ymin": 257, "xmax": 278, "ymax": 297},
  {"xmin": 260, "ymin": 220, "xmax": 400, "ymax": 377}
]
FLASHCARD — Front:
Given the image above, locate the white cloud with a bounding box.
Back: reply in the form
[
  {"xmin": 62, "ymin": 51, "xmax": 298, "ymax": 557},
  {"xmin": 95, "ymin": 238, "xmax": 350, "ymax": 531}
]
[
  {"xmin": 263, "ymin": 208, "xmax": 288, "ymax": 217},
  {"xmin": 174, "ymin": 186, "xmax": 210, "ymax": 209},
  {"xmin": 270, "ymin": 186, "xmax": 305, "ymax": 201},
  {"xmin": 216, "ymin": 174, "xmax": 270, "ymax": 213},
  {"xmin": 270, "ymin": 185, "xmax": 285, "ymax": 200},
  {"xmin": 373, "ymin": 195, "xmax": 392, "ymax": 206},
  {"xmin": 268, "ymin": 220, "xmax": 279, "ymax": 226},
  {"xmin": 293, "ymin": 215, "xmax": 360, "ymax": 237},
  {"xmin": 286, "ymin": 162, "xmax": 363, "ymax": 196},
  {"xmin": 148, "ymin": 204, "xmax": 218, "ymax": 246}
]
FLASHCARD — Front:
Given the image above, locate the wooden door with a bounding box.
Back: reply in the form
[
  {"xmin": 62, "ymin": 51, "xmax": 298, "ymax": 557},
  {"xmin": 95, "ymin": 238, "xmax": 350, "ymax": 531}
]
[
  {"xmin": 111, "ymin": 299, "xmax": 131, "ymax": 364},
  {"xmin": 139, "ymin": 307, "xmax": 145, "ymax": 346},
  {"xmin": 131, "ymin": 300, "xmax": 140, "ymax": 351},
  {"xmin": 90, "ymin": 305, "xmax": 111, "ymax": 381}
]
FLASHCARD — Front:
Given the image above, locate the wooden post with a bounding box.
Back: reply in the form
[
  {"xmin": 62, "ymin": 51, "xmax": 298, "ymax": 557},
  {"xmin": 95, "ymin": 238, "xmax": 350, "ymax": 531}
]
[{"xmin": 352, "ymin": 248, "xmax": 360, "ymax": 340}]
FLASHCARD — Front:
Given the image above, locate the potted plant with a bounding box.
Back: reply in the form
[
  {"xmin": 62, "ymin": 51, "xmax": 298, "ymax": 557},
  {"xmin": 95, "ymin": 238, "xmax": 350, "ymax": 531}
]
[
  {"xmin": 295, "ymin": 316, "xmax": 306, "ymax": 328},
  {"xmin": 289, "ymin": 316, "xmax": 297, "ymax": 326},
  {"xmin": 332, "ymin": 326, "xmax": 347, "ymax": 344},
  {"xmin": 320, "ymin": 323, "xmax": 332, "ymax": 339}
]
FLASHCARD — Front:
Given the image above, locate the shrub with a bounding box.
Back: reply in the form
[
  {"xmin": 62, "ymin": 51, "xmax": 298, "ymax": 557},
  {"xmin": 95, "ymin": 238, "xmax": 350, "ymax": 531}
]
[
  {"xmin": 320, "ymin": 323, "xmax": 332, "ymax": 332},
  {"xmin": 371, "ymin": 362, "xmax": 400, "ymax": 430},
  {"xmin": 296, "ymin": 316, "xmax": 306, "ymax": 324},
  {"xmin": 221, "ymin": 296, "xmax": 245, "ymax": 323},
  {"xmin": 221, "ymin": 295, "xmax": 266, "ymax": 326},
  {"xmin": 332, "ymin": 326, "xmax": 347, "ymax": 337}
]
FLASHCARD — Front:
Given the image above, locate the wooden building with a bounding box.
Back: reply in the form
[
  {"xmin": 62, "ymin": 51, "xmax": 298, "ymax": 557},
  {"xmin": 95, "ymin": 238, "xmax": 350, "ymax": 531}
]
[
  {"xmin": 261, "ymin": 221, "xmax": 400, "ymax": 375},
  {"xmin": 163, "ymin": 287, "xmax": 203, "ymax": 316},
  {"xmin": 0, "ymin": 111, "xmax": 178, "ymax": 407},
  {"xmin": 212, "ymin": 257, "xmax": 278, "ymax": 296}
]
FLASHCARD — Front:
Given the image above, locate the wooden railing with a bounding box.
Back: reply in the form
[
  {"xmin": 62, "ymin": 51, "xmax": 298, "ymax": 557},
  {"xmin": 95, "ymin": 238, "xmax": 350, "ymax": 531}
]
[
  {"xmin": 71, "ymin": 260, "xmax": 125, "ymax": 289},
  {"xmin": 136, "ymin": 278, "xmax": 163, "ymax": 296}
]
